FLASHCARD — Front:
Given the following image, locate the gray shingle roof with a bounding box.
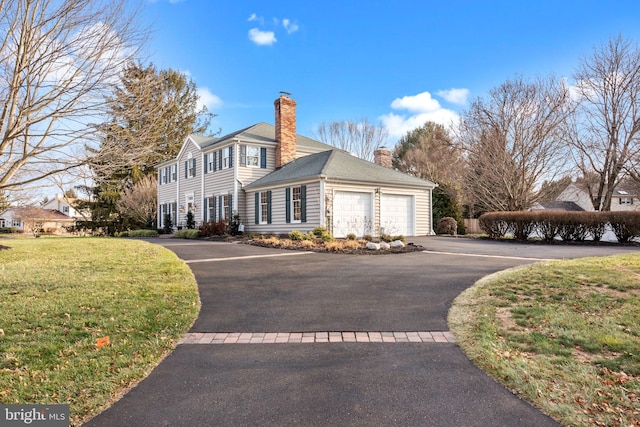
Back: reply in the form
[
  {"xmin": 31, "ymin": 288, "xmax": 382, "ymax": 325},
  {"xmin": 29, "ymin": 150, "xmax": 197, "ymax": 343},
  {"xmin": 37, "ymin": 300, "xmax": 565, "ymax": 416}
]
[
  {"xmin": 245, "ymin": 149, "xmax": 435, "ymax": 190},
  {"xmin": 198, "ymin": 122, "xmax": 335, "ymax": 152}
]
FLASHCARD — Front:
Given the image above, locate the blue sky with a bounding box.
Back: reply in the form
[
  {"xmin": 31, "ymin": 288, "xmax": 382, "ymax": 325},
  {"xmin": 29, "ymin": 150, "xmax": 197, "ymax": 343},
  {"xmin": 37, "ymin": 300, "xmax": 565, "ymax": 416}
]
[{"xmin": 141, "ymin": 0, "xmax": 640, "ymax": 144}]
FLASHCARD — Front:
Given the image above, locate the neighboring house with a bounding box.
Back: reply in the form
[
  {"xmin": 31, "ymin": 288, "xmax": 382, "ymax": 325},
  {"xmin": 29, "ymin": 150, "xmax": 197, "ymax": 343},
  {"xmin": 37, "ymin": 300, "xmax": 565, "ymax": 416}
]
[
  {"xmin": 156, "ymin": 95, "xmax": 436, "ymax": 237},
  {"xmin": 529, "ymin": 201, "xmax": 585, "ymax": 212},
  {"xmin": 42, "ymin": 194, "xmax": 92, "ymax": 222},
  {"xmin": 555, "ymin": 183, "xmax": 640, "ymax": 212},
  {"xmin": 0, "ymin": 207, "xmax": 75, "ymax": 232}
]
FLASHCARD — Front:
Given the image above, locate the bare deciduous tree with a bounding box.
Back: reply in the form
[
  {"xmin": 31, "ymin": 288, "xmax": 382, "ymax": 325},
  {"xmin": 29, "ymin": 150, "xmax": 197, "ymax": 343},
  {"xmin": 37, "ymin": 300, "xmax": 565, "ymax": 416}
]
[
  {"xmin": 459, "ymin": 75, "xmax": 572, "ymax": 212},
  {"xmin": 315, "ymin": 118, "xmax": 388, "ymax": 161},
  {"xmin": 115, "ymin": 174, "xmax": 157, "ymax": 228},
  {"xmin": 568, "ymin": 36, "xmax": 640, "ymax": 211},
  {"xmin": 0, "ymin": 0, "xmax": 146, "ymax": 192}
]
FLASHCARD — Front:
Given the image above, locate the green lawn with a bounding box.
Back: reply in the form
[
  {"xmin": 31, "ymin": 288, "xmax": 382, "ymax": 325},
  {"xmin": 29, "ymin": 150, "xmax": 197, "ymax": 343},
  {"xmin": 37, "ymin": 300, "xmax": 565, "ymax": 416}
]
[
  {"xmin": 0, "ymin": 237, "xmax": 200, "ymax": 426},
  {"xmin": 450, "ymin": 253, "xmax": 640, "ymax": 427}
]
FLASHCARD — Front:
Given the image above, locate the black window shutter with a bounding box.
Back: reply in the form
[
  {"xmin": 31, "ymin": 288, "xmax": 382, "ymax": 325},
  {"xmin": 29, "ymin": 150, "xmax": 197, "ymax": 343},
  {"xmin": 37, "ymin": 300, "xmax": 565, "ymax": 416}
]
[
  {"xmin": 203, "ymin": 198, "xmax": 208, "ymax": 221},
  {"xmin": 203, "ymin": 154, "xmax": 208, "ymax": 173},
  {"xmin": 218, "ymin": 149, "xmax": 223, "ymax": 170},
  {"xmin": 228, "ymin": 194, "xmax": 233, "ymax": 219},
  {"xmin": 193, "ymin": 158, "xmax": 196, "ymax": 176},
  {"xmin": 240, "ymin": 145, "xmax": 247, "ymax": 166},
  {"xmin": 184, "ymin": 161, "xmax": 188, "ymax": 178},
  {"xmin": 255, "ymin": 193, "xmax": 259, "ymax": 224},
  {"xmin": 229, "ymin": 147, "xmax": 234, "ymax": 168},
  {"xmin": 285, "ymin": 187, "xmax": 291, "ymax": 223},
  {"xmin": 260, "ymin": 147, "xmax": 267, "ymax": 168},
  {"xmin": 267, "ymin": 190, "xmax": 272, "ymax": 224},
  {"xmin": 212, "ymin": 197, "xmax": 217, "ymax": 221},
  {"xmin": 301, "ymin": 185, "xmax": 307, "ymax": 223}
]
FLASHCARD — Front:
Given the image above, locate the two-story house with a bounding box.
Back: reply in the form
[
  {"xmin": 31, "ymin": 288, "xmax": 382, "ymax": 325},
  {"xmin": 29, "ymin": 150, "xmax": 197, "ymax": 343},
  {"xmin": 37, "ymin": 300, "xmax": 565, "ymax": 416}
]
[
  {"xmin": 156, "ymin": 95, "xmax": 436, "ymax": 237},
  {"xmin": 556, "ymin": 183, "xmax": 640, "ymax": 212}
]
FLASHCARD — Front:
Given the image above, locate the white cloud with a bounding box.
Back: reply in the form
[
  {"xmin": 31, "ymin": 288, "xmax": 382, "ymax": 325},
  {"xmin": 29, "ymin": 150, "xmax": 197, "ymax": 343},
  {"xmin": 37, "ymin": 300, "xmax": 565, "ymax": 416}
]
[
  {"xmin": 390, "ymin": 91, "xmax": 441, "ymax": 113},
  {"xmin": 380, "ymin": 91, "xmax": 461, "ymax": 139},
  {"xmin": 436, "ymin": 88, "xmax": 469, "ymax": 105},
  {"xmin": 197, "ymin": 87, "xmax": 222, "ymax": 111},
  {"xmin": 282, "ymin": 18, "xmax": 299, "ymax": 34},
  {"xmin": 248, "ymin": 13, "xmax": 264, "ymax": 25},
  {"xmin": 248, "ymin": 28, "xmax": 277, "ymax": 46}
]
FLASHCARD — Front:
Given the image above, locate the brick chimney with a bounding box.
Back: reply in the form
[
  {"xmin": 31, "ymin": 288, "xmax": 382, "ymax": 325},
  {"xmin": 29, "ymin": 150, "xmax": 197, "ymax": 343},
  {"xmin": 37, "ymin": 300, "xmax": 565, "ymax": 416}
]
[
  {"xmin": 374, "ymin": 147, "xmax": 392, "ymax": 168},
  {"xmin": 274, "ymin": 94, "xmax": 297, "ymax": 168}
]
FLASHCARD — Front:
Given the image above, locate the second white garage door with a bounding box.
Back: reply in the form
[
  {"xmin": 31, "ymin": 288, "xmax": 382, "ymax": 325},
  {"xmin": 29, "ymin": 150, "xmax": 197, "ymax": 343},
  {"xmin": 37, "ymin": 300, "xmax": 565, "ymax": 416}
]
[
  {"xmin": 333, "ymin": 191, "xmax": 373, "ymax": 237},
  {"xmin": 380, "ymin": 194, "xmax": 414, "ymax": 236}
]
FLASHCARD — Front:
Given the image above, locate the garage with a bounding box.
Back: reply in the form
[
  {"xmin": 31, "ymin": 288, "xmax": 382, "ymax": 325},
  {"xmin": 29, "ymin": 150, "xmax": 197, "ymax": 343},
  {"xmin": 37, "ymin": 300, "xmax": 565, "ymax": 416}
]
[
  {"xmin": 380, "ymin": 194, "xmax": 414, "ymax": 236},
  {"xmin": 332, "ymin": 191, "xmax": 373, "ymax": 237}
]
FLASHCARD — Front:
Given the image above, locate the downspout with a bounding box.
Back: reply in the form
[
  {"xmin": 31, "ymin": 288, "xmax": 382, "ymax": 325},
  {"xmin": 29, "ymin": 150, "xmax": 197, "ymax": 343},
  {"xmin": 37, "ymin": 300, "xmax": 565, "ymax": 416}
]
[
  {"xmin": 200, "ymin": 153, "xmax": 205, "ymax": 223},
  {"xmin": 319, "ymin": 177, "xmax": 326, "ymax": 227},
  {"xmin": 233, "ymin": 139, "xmax": 240, "ymax": 214},
  {"xmin": 429, "ymin": 187, "xmax": 435, "ymax": 235}
]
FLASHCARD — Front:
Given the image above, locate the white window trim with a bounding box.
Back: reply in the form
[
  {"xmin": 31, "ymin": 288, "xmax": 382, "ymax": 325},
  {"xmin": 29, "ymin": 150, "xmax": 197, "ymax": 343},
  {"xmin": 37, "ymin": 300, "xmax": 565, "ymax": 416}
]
[
  {"xmin": 259, "ymin": 192, "xmax": 268, "ymax": 225},
  {"xmin": 291, "ymin": 186, "xmax": 302, "ymax": 223},
  {"xmin": 246, "ymin": 146, "xmax": 260, "ymax": 168}
]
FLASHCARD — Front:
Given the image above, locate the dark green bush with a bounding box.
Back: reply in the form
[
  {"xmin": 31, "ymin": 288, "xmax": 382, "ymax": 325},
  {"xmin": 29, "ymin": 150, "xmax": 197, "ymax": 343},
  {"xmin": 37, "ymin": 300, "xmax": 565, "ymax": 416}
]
[
  {"xmin": 186, "ymin": 211, "xmax": 196, "ymax": 229},
  {"xmin": 346, "ymin": 233, "xmax": 357, "ymax": 240}
]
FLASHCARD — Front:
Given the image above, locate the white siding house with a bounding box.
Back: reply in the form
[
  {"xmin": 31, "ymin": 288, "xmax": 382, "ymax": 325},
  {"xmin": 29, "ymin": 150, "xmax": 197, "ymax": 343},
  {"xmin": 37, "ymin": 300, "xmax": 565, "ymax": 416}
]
[{"xmin": 156, "ymin": 95, "xmax": 436, "ymax": 236}]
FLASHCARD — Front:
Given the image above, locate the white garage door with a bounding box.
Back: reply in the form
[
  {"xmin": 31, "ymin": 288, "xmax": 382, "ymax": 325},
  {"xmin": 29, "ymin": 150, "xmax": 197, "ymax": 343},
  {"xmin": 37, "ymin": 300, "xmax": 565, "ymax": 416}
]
[
  {"xmin": 380, "ymin": 194, "xmax": 414, "ymax": 236},
  {"xmin": 333, "ymin": 191, "xmax": 373, "ymax": 237}
]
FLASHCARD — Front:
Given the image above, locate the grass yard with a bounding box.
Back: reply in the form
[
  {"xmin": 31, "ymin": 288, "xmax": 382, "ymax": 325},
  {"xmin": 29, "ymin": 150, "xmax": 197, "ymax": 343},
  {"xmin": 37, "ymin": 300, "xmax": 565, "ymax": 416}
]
[
  {"xmin": 0, "ymin": 237, "xmax": 200, "ymax": 426},
  {"xmin": 449, "ymin": 254, "xmax": 640, "ymax": 427}
]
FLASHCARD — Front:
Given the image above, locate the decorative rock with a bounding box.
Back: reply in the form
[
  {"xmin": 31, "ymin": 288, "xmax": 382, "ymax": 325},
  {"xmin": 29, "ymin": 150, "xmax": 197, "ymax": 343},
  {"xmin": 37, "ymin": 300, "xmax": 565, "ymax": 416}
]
[
  {"xmin": 390, "ymin": 240, "xmax": 405, "ymax": 248},
  {"xmin": 366, "ymin": 242, "xmax": 381, "ymax": 250},
  {"xmin": 379, "ymin": 241, "xmax": 391, "ymax": 250}
]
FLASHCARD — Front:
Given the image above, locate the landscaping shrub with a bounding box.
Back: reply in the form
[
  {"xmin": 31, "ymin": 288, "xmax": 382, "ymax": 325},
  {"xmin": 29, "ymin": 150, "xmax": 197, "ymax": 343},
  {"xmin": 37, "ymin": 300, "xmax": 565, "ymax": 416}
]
[
  {"xmin": 583, "ymin": 213, "xmax": 607, "ymax": 242},
  {"xmin": 363, "ymin": 235, "xmax": 373, "ymax": 242},
  {"xmin": 479, "ymin": 212, "xmax": 514, "ymax": 238},
  {"xmin": 289, "ymin": 230, "xmax": 304, "ymax": 241},
  {"xmin": 607, "ymin": 211, "xmax": 640, "ymax": 243},
  {"xmin": 199, "ymin": 220, "xmax": 229, "ymax": 237},
  {"xmin": 186, "ymin": 211, "xmax": 196, "ymax": 229},
  {"xmin": 128, "ymin": 229, "xmax": 159, "ymax": 237},
  {"xmin": 175, "ymin": 229, "xmax": 200, "ymax": 239},
  {"xmin": 346, "ymin": 233, "xmax": 357, "ymax": 241},
  {"xmin": 437, "ymin": 217, "xmax": 458, "ymax": 235},
  {"xmin": 162, "ymin": 213, "xmax": 173, "ymax": 234},
  {"xmin": 0, "ymin": 227, "xmax": 17, "ymax": 234}
]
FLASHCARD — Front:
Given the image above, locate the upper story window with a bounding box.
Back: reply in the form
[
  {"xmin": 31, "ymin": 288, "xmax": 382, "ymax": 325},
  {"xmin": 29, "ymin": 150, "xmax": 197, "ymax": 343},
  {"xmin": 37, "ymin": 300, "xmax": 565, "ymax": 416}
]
[
  {"xmin": 171, "ymin": 164, "xmax": 177, "ymax": 181},
  {"xmin": 184, "ymin": 158, "xmax": 196, "ymax": 178},
  {"xmin": 246, "ymin": 146, "xmax": 260, "ymax": 167},
  {"xmin": 240, "ymin": 145, "xmax": 267, "ymax": 168},
  {"xmin": 620, "ymin": 197, "xmax": 634, "ymax": 205},
  {"xmin": 223, "ymin": 148, "xmax": 231, "ymax": 168},
  {"xmin": 63, "ymin": 206, "xmax": 70, "ymax": 214}
]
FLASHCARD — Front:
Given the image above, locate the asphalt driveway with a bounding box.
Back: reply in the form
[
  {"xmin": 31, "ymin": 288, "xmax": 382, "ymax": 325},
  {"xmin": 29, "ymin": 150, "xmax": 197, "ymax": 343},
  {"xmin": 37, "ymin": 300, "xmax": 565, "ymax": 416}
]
[{"xmin": 85, "ymin": 237, "xmax": 638, "ymax": 426}]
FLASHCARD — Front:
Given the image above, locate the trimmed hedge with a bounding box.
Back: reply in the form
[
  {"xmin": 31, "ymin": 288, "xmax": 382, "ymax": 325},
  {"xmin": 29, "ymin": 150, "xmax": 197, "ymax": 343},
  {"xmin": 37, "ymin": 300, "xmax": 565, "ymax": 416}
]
[{"xmin": 479, "ymin": 211, "xmax": 640, "ymax": 243}]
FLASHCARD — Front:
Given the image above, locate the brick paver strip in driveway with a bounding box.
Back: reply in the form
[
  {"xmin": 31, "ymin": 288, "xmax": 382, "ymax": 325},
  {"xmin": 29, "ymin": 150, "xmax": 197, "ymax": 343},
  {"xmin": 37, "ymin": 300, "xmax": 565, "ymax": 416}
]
[{"xmin": 178, "ymin": 331, "xmax": 456, "ymax": 344}]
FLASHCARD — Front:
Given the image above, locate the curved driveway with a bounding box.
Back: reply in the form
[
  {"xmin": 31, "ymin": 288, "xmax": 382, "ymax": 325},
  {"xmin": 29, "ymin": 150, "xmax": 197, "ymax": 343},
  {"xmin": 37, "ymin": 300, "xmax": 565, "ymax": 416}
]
[{"xmin": 86, "ymin": 237, "xmax": 638, "ymax": 426}]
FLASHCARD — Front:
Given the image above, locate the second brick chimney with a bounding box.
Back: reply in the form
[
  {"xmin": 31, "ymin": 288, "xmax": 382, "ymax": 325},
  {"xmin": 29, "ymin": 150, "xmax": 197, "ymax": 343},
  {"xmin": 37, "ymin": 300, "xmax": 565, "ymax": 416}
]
[
  {"xmin": 274, "ymin": 94, "xmax": 297, "ymax": 168},
  {"xmin": 374, "ymin": 147, "xmax": 392, "ymax": 168}
]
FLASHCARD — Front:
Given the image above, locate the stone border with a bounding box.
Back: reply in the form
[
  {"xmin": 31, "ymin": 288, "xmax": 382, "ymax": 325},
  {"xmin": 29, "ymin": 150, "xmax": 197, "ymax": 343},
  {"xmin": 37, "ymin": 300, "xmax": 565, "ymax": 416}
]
[{"xmin": 178, "ymin": 331, "xmax": 456, "ymax": 345}]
